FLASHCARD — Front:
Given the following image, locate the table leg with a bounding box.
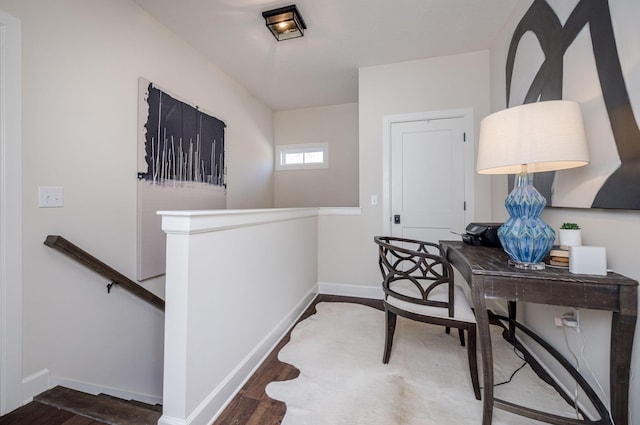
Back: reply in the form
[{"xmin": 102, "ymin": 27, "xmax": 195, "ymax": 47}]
[
  {"xmin": 473, "ymin": 277, "xmax": 494, "ymax": 425},
  {"xmin": 610, "ymin": 286, "xmax": 637, "ymax": 425},
  {"xmin": 507, "ymin": 301, "xmax": 517, "ymax": 343}
]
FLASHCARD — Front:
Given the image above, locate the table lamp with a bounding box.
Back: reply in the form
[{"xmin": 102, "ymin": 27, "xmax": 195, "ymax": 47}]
[{"xmin": 477, "ymin": 100, "xmax": 589, "ymax": 269}]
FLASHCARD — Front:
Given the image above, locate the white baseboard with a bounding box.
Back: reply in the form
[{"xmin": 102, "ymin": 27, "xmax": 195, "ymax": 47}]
[
  {"xmin": 50, "ymin": 376, "xmax": 163, "ymax": 406},
  {"xmin": 157, "ymin": 416, "xmax": 184, "ymax": 425},
  {"xmin": 22, "ymin": 368, "xmax": 163, "ymax": 407},
  {"xmin": 318, "ymin": 282, "xmax": 383, "ymax": 300},
  {"xmin": 158, "ymin": 285, "xmax": 318, "ymax": 425},
  {"xmin": 22, "ymin": 369, "xmax": 50, "ymax": 404}
]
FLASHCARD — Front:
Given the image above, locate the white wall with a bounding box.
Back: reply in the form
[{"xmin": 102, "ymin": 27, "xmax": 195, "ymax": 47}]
[
  {"xmin": 274, "ymin": 103, "xmax": 358, "ymax": 208},
  {"xmin": 0, "ymin": 0, "xmax": 274, "ymax": 404},
  {"xmin": 159, "ymin": 208, "xmax": 318, "ymax": 425},
  {"xmin": 489, "ymin": 1, "xmax": 640, "ymax": 422},
  {"xmin": 318, "ymin": 51, "xmax": 492, "ymax": 290},
  {"xmin": 0, "ymin": 8, "xmax": 22, "ymax": 415}
]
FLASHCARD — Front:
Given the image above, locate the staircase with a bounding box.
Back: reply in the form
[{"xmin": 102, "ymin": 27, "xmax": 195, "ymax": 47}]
[{"xmin": 34, "ymin": 386, "xmax": 162, "ymax": 425}]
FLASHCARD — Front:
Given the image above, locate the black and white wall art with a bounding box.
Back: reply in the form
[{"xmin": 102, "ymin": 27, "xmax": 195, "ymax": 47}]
[
  {"xmin": 506, "ymin": 0, "xmax": 640, "ymax": 210},
  {"xmin": 139, "ymin": 81, "xmax": 226, "ymax": 187},
  {"xmin": 137, "ymin": 78, "xmax": 227, "ymax": 280}
]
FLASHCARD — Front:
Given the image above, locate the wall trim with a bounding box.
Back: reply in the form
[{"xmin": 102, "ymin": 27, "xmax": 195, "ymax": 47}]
[
  {"xmin": 22, "ymin": 370, "xmax": 49, "ymax": 405},
  {"xmin": 0, "ymin": 9, "xmax": 22, "ymax": 415},
  {"xmin": 318, "ymin": 207, "xmax": 362, "ymax": 216},
  {"xmin": 157, "ymin": 416, "xmax": 185, "ymax": 425},
  {"xmin": 22, "ymin": 368, "xmax": 164, "ymax": 406},
  {"xmin": 50, "ymin": 376, "xmax": 163, "ymax": 406},
  {"xmin": 160, "ymin": 208, "xmax": 319, "ymax": 235},
  {"xmin": 318, "ymin": 281, "xmax": 383, "ymax": 300}
]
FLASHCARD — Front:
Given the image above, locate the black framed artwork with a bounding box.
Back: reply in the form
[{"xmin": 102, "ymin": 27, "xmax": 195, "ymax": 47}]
[
  {"xmin": 506, "ymin": 0, "xmax": 640, "ymax": 210},
  {"xmin": 136, "ymin": 78, "xmax": 227, "ymax": 280}
]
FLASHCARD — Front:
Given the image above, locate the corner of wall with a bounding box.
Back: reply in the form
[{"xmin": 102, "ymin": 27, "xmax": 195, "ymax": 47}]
[{"xmin": 22, "ymin": 369, "xmax": 50, "ymax": 405}]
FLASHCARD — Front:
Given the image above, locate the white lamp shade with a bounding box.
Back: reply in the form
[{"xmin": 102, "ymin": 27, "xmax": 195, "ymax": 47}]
[{"xmin": 477, "ymin": 100, "xmax": 590, "ymax": 175}]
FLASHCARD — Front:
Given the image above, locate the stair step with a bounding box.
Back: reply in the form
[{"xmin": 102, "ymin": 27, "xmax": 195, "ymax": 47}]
[
  {"xmin": 98, "ymin": 393, "xmax": 163, "ymax": 413},
  {"xmin": 34, "ymin": 386, "xmax": 162, "ymax": 425}
]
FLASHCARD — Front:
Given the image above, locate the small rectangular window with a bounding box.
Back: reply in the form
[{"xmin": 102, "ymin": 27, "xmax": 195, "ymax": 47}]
[{"xmin": 276, "ymin": 143, "xmax": 329, "ymax": 170}]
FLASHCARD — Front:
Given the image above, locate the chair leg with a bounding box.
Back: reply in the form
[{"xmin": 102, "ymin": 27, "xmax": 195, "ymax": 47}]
[
  {"xmin": 466, "ymin": 326, "xmax": 481, "ymax": 400},
  {"xmin": 383, "ymin": 309, "xmax": 397, "ymax": 364},
  {"xmin": 445, "ymin": 326, "xmax": 451, "ymax": 335},
  {"xmin": 458, "ymin": 328, "xmax": 466, "ymax": 347}
]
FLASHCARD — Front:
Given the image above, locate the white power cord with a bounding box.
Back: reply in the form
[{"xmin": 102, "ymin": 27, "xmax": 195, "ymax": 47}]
[
  {"xmin": 563, "ymin": 323, "xmax": 615, "ymax": 424},
  {"xmin": 562, "ymin": 326, "xmax": 581, "ymax": 420},
  {"xmin": 631, "ymin": 369, "xmax": 636, "ymax": 425}
]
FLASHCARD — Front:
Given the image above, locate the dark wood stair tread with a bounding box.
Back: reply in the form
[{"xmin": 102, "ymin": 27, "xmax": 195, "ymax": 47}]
[
  {"xmin": 97, "ymin": 394, "xmax": 163, "ymax": 413},
  {"xmin": 34, "ymin": 386, "xmax": 161, "ymax": 425}
]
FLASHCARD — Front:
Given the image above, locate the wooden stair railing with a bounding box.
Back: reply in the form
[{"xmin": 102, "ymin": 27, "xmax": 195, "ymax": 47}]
[{"xmin": 44, "ymin": 235, "xmax": 165, "ymax": 311}]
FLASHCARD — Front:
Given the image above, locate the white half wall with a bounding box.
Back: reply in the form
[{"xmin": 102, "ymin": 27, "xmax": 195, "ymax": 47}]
[{"xmin": 159, "ymin": 208, "xmax": 318, "ymax": 425}]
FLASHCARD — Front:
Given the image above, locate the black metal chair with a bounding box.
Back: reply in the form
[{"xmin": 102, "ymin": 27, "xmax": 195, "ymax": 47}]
[{"xmin": 374, "ymin": 236, "xmax": 480, "ymax": 400}]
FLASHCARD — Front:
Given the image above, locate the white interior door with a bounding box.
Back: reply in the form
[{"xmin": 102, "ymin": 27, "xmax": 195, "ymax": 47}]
[{"xmin": 391, "ymin": 117, "xmax": 466, "ymax": 242}]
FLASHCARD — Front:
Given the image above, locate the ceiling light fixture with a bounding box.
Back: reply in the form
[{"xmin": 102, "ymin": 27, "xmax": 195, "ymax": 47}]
[{"xmin": 262, "ymin": 4, "xmax": 306, "ymax": 41}]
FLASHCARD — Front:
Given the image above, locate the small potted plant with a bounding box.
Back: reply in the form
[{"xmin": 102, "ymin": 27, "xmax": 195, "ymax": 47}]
[{"xmin": 559, "ymin": 222, "xmax": 582, "ymax": 247}]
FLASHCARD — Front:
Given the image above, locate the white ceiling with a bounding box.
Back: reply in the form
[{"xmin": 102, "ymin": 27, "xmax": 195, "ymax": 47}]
[{"xmin": 132, "ymin": 0, "xmax": 529, "ymax": 111}]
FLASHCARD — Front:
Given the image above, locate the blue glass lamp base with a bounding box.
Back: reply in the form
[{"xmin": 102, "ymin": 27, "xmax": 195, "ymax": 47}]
[{"xmin": 498, "ymin": 172, "xmax": 556, "ymax": 268}]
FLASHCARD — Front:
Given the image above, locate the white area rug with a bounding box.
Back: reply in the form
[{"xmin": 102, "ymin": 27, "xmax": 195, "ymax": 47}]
[{"xmin": 266, "ymin": 302, "xmax": 577, "ymax": 425}]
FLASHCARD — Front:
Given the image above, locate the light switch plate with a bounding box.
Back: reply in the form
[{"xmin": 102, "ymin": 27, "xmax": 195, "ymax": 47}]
[{"xmin": 38, "ymin": 186, "xmax": 64, "ymax": 208}]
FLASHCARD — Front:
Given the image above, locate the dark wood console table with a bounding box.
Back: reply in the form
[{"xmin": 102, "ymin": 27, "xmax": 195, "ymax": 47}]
[{"xmin": 440, "ymin": 241, "xmax": 637, "ymax": 425}]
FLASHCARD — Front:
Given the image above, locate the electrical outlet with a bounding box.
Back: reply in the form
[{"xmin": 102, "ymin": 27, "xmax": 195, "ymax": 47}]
[
  {"xmin": 555, "ymin": 308, "xmax": 580, "ymax": 332},
  {"xmin": 554, "ymin": 308, "xmax": 580, "ymax": 330}
]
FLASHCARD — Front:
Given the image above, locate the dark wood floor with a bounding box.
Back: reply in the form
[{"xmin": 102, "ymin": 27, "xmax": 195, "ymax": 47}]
[
  {"xmin": 0, "ymin": 295, "xmax": 380, "ymax": 425},
  {"xmin": 212, "ymin": 294, "xmax": 383, "ymax": 425},
  {"xmin": 0, "ymin": 401, "xmax": 108, "ymax": 425},
  {"xmin": 0, "ymin": 385, "xmax": 162, "ymax": 425}
]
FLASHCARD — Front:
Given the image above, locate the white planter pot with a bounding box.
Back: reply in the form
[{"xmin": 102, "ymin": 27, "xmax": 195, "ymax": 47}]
[{"xmin": 559, "ymin": 229, "xmax": 582, "ymax": 247}]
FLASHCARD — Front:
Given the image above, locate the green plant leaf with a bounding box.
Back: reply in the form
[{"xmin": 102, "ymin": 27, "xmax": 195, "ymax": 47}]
[{"xmin": 560, "ymin": 222, "xmax": 580, "ymax": 230}]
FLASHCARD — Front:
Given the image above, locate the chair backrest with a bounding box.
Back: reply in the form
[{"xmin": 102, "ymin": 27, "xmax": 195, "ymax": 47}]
[{"xmin": 374, "ymin": 236, "xmax": 455, "ymax": 317}]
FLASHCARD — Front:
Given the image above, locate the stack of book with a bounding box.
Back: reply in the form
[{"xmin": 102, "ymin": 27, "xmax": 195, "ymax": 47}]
[{"xmin": 549, "ymin": 245, "xmax": 570, "ymax": 267}]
